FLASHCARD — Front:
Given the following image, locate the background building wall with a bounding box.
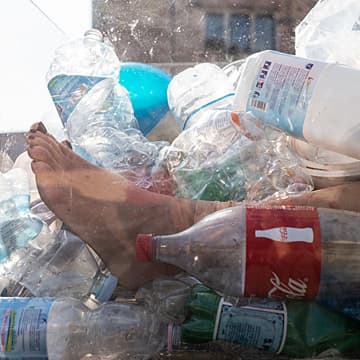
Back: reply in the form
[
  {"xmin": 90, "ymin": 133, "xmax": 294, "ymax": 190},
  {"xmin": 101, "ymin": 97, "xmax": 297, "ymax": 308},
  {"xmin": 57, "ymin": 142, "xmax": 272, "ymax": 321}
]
[{"xmin": 93, "ymin": 0, "xmax": 317, "ymax": 74}]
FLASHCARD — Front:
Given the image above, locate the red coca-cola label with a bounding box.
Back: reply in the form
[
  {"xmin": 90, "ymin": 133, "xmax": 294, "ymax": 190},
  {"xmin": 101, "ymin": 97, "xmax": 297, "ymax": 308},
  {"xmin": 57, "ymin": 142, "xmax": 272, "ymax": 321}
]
[{"xmin": 245, "ymin": 206, "xmax": 321, "ymax": 299}]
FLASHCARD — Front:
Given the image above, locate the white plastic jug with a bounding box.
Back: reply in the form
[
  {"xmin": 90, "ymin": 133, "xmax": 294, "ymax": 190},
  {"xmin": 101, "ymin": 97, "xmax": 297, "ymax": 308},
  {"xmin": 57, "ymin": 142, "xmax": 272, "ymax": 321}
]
[{"xmin": 233, "ymin": 50, "xmax": 360, "ymax": 160}]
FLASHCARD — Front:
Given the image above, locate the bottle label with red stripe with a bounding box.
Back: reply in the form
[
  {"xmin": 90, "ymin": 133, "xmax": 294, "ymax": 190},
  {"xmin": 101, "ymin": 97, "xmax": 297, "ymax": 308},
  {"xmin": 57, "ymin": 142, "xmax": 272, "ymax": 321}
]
[{"xmin": 245, "ymin": 206, "xmax": 321, "ymax": 299}]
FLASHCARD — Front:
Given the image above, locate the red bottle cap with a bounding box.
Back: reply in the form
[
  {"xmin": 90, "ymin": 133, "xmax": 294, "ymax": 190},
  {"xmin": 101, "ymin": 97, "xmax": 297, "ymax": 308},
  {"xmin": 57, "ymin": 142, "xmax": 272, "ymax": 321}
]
[{"xmin": 136, "ymin": 233, "xmax": 154, "ymax": 262}]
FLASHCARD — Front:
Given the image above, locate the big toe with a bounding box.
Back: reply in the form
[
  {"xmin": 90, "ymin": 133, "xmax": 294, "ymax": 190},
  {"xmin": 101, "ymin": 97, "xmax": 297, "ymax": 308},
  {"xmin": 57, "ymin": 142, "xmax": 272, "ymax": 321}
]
[{"xmin": 30, "ymin": 122, "xmax": 48, "ymax": 134}]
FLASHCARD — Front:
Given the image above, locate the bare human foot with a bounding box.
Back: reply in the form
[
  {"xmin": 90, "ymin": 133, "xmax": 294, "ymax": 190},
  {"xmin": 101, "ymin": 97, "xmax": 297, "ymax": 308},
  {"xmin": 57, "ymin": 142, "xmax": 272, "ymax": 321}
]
[
  {"xmin": 26, "ymin": 122, "xmax": 360, "ymax": 289},
  {"xmin": 26, "ymin": 122, "xmax": 231, "ymax": 289}
]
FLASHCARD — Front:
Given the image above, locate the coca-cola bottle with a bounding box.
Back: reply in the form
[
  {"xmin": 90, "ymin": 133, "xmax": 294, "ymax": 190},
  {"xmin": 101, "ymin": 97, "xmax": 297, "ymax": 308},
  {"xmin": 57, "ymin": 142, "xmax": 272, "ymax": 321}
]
[
  {"xmin": 171, "ymin": 284, "xmax": 360, "ymax": 358},
  {"xmin": 136, "ymin": 205, "xmax": 360, "ymax": 301}
]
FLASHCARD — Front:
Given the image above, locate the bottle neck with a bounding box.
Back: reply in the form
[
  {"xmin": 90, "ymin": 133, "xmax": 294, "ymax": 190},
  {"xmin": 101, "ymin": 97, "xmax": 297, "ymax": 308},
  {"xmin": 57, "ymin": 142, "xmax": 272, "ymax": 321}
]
[
  {"xmin": 84, "ymin": 28, "xmax": 104, "ymax": 42},
  {"xmin": 153, "ymin": 233, "xmax": 189, "ymax": 267}
]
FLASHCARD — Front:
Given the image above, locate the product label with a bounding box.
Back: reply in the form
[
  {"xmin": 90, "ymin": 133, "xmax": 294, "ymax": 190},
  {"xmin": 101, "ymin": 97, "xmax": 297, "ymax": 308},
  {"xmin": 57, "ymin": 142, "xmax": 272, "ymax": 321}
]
[
  {"xmin": 214, "ymin": 298, "xmax": 286, "ymax": 354},
  {"xmin": 194, "ymin": 110, "xmax": 243, "ymax": 146},
  {"xmin": 47, "ymin": 74, "xmax": 106, "ymax": 126},
  {"xmin": 183, "ymin": 93, "xmax": 234, "ymax": 129},
  {"xmin": 246, "ymin": 51, "xmax": 326, "ymax": 138},
  {"xmin": 0, "ymin": 298, "xmax": 54, "ymax": 358},
  {"xmin": 0, "ymin": 211, "xmax": 43, "ymax": 263},
  {"xmin": 245, "ymin": 206, "xmax": 321, "ymax": 299}
]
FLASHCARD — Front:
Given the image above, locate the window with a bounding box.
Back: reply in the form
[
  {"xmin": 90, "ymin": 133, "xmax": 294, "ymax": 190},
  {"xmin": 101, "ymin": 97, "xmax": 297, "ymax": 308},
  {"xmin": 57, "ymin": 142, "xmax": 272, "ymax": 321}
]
[
  {"xmin": 230, "ymin": 15, "xmax": 250, "ymax": 51},
  {"xmin": 204, "ymin": 14, "xmax": 225, "ymax": 50},
  {"xmin": 204, "ymin": 13, "xmax": 275, "ymax": 54},
  {"xmin": 253, "ymin": 16, "xmax": 275, "ymax": 51}
]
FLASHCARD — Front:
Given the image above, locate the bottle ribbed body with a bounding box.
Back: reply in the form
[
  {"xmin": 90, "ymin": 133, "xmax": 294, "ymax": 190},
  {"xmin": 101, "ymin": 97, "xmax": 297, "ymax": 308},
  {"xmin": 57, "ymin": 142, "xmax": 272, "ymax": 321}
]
[{"xmin": 47, "ymin": 299, "xmax": 168, "ymax": 360}]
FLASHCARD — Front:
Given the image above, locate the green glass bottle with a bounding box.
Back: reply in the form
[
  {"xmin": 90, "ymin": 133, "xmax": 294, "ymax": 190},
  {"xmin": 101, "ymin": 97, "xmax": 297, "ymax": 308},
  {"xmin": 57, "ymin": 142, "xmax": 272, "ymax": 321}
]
[{"xmin": 175, "ymin": 285, "xmax": 360, "ymax": 358}]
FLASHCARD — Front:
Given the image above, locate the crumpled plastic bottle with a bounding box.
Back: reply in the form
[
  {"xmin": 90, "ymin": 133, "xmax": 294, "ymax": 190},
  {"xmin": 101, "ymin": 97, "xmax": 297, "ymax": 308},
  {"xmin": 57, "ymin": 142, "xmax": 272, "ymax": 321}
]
[
  {"xmin": 167, "ymin": 63, "xmax": 235, "ymax": 130},
  {"xmin": 12, "ymin": 227, "xmax": 117, "ymax": 299},
  {"xmin": 0, "ymin": 168, "xmax": 40, "ymax": 261},
  {"xmin": 158, "ymin": 109, "xmax": 313, "ymax": 202},
  {"xmin": 47, "ymin": 29, "xmax": 168, "ymax": 187},
  {"xmin": 0, "ymin": 168, "xmax": 117, "ymax": 302},
  {"xmin": 47, "ymin": 28, "xmax": 121, "ymax": 80},
  {"xmin": 0, "ymin": 296, "xmax": 169, "ymax": 359},
  {"xmin": 135, "ymin": 273, "xmax": 202, "ymax": 323}
]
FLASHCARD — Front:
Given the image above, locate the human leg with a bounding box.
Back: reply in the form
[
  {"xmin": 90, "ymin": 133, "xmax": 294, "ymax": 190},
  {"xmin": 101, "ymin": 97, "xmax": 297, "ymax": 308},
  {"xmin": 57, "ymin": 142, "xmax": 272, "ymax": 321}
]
[
  {"xmin": 26, "ymin": 122, "xmax": 360, "ymax": 288},
  {"xmin": 26, "ymin": 123, "xmax": 229, "ymax": 289}
]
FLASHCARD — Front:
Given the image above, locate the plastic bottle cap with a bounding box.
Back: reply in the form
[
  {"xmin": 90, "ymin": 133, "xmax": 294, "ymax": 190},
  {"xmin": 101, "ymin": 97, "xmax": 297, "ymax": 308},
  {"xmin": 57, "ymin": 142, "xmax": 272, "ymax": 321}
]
[{"xmin": 135, "ymin": 233, "xmax": 154, "ymax": 262}]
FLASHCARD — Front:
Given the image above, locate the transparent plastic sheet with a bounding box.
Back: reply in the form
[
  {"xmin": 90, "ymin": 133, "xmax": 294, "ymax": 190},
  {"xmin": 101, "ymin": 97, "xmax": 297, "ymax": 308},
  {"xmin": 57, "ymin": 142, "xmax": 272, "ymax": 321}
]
[{"xmin": 295, "ymin": 0, "xmax": 360, "ymax": 69}]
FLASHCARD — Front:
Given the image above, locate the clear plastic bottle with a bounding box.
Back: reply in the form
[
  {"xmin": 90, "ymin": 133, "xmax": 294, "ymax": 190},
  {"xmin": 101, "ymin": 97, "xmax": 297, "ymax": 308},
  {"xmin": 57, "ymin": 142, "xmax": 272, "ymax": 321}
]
[
  {"xmin": 10, "ymin": 228, "xmax": 117, "ymax": 300},
  {"xmin": 160, "ymin": 109, "xmax": 312, "ymax": 202},
  {"xmin": 0, "ymin": 297, "xmax": 169, "ymax": 360},
  {"xmin": 46, "ymin": 29, "xmax": 168, "ymax": 181},
  {"xmin": 167, "ymin": 63, "xmax": 235, "ymax": 130},
  {"xmin": 46, "ymin": 28, "xmax": 120, "ymax": 80},
  {"xmin": 0, "ymin": 168, "xmax": 37, "ymax": 260},
  {"xmin": 47, "ymin": 73, "xmax": 137, "ymax": 146},
  {"xmin": 0, "ymin": 221, "xmax": 117, "ymax": 302},
  {"xmin": 46, "ymin": 28, "xmax": 138, "ymax": 160},
  {"xmin": 0, "ymin": 169, "xmax": 117, "ymax": 301},
  {"xmin": 136, "ymin": 205, "xmax": 360, "ymax": 301},
  {"xmin": 135, "ymin": 273, "xmax": 202, "ymax": 323}
]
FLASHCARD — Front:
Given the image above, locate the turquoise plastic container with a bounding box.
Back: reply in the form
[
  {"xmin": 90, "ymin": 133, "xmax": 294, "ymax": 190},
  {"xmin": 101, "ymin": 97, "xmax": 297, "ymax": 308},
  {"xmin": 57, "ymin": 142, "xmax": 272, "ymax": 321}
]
[{"xmin": 119, "ymin": 62, "xmax": 172, "ymax": 135}]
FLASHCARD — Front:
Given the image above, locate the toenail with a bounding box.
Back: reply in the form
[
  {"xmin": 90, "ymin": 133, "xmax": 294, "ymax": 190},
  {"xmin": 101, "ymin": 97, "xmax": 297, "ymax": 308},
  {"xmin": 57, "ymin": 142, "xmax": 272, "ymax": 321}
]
[{"xmin": 62, "ymin": 140, "xmax": 72, "ymax": 149}]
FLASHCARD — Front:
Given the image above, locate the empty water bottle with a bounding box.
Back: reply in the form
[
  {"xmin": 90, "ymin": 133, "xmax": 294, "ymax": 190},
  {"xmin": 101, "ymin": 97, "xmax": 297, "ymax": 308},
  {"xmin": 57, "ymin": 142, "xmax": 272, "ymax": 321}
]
[
  {"xmin": 9, "ymin": 228, "xmax": 118, "ymax": 301},
  {"xmin": 48, "ymin": 73, "xmax": 137, "ymax": 145},
  {"xmin": 0, "ymin": 217, "xmax": 118, "ymax": 301},
  {"xmin": 0, "ymin": 168, "xmax": 37, "ymax": 260},
  {"xmin": 0, "ymin": 297, "xmax": 169, "ymax": 359},
  {"xmin": 160, "ymin": 109, "xmax": 312, "ymax": 202},
  {"xmin": 46, "ymin": 28, "xmax": 138, "ymax": 159},
  {"xmin": 47, "ymin": 30, "xmax": 169, "ymax": 184},
  {"xmin": 295, "ymin": 0, "xmax": 360, "ymax": 69},
  {"xmin": 47, "ymin": 28, "xmax": 120, "ymax": 80},
  {"xmin": 135, "ymin": 274, "xmax": 202, "ymax": 323},
  {"xmin": 0, "ymin": 168, "xmax": 117, "ymax": 301},
  {"xmin": 167, "ymin": 63, "xmax": 235, "ymax": 130}
]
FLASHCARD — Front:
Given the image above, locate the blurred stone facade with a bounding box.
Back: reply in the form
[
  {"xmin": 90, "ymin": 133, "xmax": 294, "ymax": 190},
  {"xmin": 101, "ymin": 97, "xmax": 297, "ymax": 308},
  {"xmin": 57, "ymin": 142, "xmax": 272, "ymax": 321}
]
[{"xmin": 92, "ymin": 0, "xmax": 316, "ymax": 73}]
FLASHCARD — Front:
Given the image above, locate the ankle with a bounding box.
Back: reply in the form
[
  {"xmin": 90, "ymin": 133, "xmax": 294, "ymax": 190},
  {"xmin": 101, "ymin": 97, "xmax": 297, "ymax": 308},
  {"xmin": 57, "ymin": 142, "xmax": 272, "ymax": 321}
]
[{"xmin": 193, "ymin": 199, "xmax": 237, "ymax": 223}]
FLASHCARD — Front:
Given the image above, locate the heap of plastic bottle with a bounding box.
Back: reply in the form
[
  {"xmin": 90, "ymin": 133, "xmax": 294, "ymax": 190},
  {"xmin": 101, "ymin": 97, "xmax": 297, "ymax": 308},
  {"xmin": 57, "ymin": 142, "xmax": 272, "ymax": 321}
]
[{"xmin": 1, "ymin": 1, "xmax": 360, "ymax": 357}]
